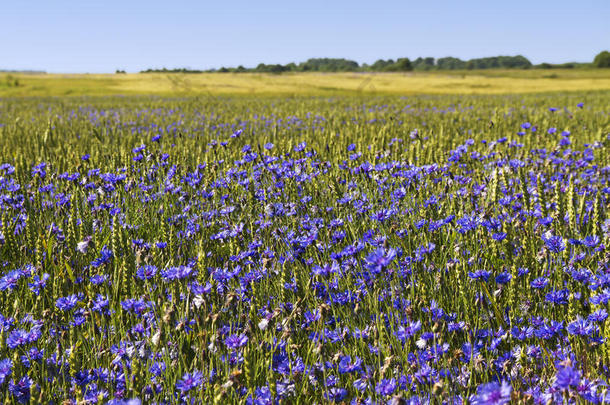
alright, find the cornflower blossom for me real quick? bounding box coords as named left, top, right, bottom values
left=471, top=380, right=512, bottom=405
left=175, top=371, right=204, bottom=393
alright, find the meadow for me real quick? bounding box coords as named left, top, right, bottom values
left=0, top=87, right=609, bottom=404
left=2, top=69, right=610, bottom=97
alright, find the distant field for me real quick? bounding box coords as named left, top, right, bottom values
left=2, top=69, right=610, bottom=96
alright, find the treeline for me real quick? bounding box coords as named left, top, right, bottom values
left=412, top=55, right=532, bottom=70
left=140, top=56, right=533, bottom=74
left=140, top=67, right=205, bottom=74
left=138, top=52, right=610, bottom=74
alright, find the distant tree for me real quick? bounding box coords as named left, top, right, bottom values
left=385, top=58, right=413, bottom=72
left=254, top=63, right=289, bottom=73
left=436, top=57, right=466, bottom=70
left=136, top=53, right=544, bottom=74
left=593, top=51, right=610, bottom=68
left=462, top=55, right=531, bottom=70
left=413, top=57, right=435, bottom=71
left=298, top=58, right=359, bottom=72
left=115, top=69, right=126, bottom=74
left=268, top=64, right=287, bottom=74
left=500, top=55, right=532, bottom=68
left=370, top=59, right=394, bottom=71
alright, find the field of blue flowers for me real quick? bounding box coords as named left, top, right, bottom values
left=0, top=93, right=609, bottom=404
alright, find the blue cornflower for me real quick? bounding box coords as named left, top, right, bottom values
left=81, top=154, right=90, bottom=161
left=32, top=162, right=47, bottom=178
left=302, top=310, right=321, bottom=328
left=545, top=289, right=569, bottom=305
left=468, top=270, right=491, bottom=282
left=294, top=141, right=307, bottom=152
left=554, top=365, right=581, bottom=391
left=311, top=261, right=340, bottom=277
left=582, top=235, right=600, bottom=249
left=350, top=377, right=368, bottom=392
left=91, top=246, right=113, bottom=267
left=224, top=334, right=248, bottom=349
left=577, top=102, right=584, bottom=108
left=56, top=294, right=80, bottom=311
left=132, top=144, right=146, bottom=154
left=264, top=143, right=274, bottom=150
left=530, top=277, right=549, bottom=289
left=121, top=299, right=152, bottom=316
left=364, top=247, right=397, bottom=274
left=370, top=209, right=394, bottom=222
left=472, top=380, right=512, bottom=405
left=548, top=127, right=557, bottom=134
left=567, top=316, right=596, bottom=336
left=588, top=308, right=608, bottom=323
left=161, top=266, right=196, bottom=281
left=495, top=272, right=512, bottom=285
left=338, top=356, right=362, bottom=374
left=0, top=358, right=12, bottom=385
left=492, top=232, right=507, bottom=241
left=8, top=375, right=32, bottom=404
left=91, top=294, right=110, bottom=314
left=538, top=217, right=553, bottom=226
left=90, top=274, right=109, bottom=285
left=395, top=320, right=422, bottom=343
left=150, top=361, right=166, bottom=377
left=375, top=378, right=396, bottom=396
left=20, top=347, right=43, bottom=368
left=107, top=400, right=141, bottom=405
left=176, top=371, right=204, bottom=393
left=135, top=265, right=157, bottom=281
left=0, top=270, right=23, bottom=291
left=324, top=387, right=348, bottom=403
left=542, top=233, right=565, bottom=253
left=6, top=330, right=29, bottom=349
left=248, top=386, right=272, bottom=404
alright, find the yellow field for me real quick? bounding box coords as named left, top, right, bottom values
left=2, top=69, right=610, bottom=97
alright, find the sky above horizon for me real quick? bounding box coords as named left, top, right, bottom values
left=2, top=0, right=609, bottom=73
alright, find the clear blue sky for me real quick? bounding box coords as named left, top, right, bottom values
left=2, top=0, right=608, bottom=73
